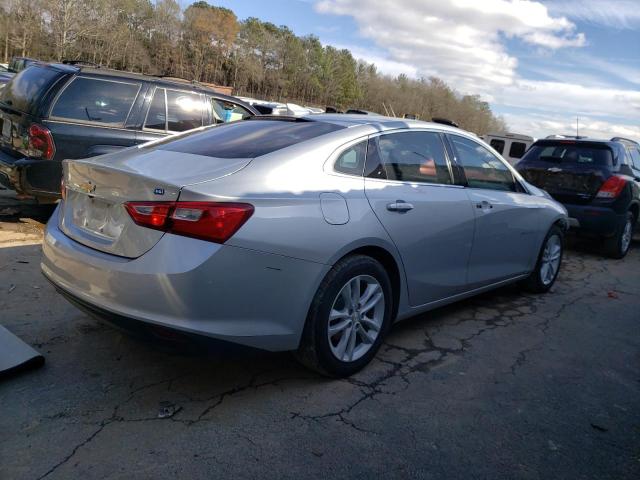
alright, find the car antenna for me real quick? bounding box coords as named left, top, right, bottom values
left=576, top=116, right=579, bottom=137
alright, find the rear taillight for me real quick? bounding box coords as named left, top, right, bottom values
left=124, top=201, right=254, bottom=243
left=28, top=124, right=55, bottom=160
left=596, top=175, right=628, bottom=199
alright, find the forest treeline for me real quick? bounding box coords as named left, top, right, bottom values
left=0, top=0, right=507, bottom=134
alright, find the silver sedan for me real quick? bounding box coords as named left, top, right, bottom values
left=42, top=115, right=568, bottom=376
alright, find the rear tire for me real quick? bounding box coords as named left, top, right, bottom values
left=604, top=211, right=634, bottom=259
left=521, top=224, right=564, bottom=293
left=294, top=255, right=393, bottom=377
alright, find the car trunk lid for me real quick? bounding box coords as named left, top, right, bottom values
left=59, top=147, right=252, bottom=258
left=517, top=141, right=613, bottom=205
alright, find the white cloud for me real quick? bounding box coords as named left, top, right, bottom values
left=315, top=0, right=640, bottom=141
left=545, top=0, right=640, bottom=29
left=316, top=0, right=585, bottom=90
left=495, top=80, right=640, bottom=121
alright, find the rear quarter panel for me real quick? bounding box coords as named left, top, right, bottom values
left=179, top=126, right=400, bottom=266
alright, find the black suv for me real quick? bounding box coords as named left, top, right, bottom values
left=0, top=63, right=257, bottom=201
left=517, top=136, right=640, bottom=258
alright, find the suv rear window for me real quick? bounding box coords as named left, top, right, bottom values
left=50, top=77, right=140, bottom=127
left=522, top=142, right=613, bottom=167
left=0, top=66, right=63, bottom=114
left=509, top=141, right=527, bottom=159
left=156, top=120, right=344, bottom=158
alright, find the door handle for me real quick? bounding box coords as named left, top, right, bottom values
left=476, top=201, right=493, bottom=210
left=387, top=200, right=414, bottom=212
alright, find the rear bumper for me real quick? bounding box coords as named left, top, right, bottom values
left=564, top=203, right=626, bottom=237
left=0, top=150, right=61, bottom=197
left=41, top=206, right=330, bottom=351
left=0, top=150, right=20, bottom=190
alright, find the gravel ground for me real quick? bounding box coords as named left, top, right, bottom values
left=0, top=190, right=638, bottom=480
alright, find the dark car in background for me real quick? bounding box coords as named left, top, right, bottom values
left=517, top=136, right=640, bottom=258
left=0, top=63, right=257, bottom=201
left=8, top=56, right=39, bottom=73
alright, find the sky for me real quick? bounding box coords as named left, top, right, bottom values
left=206, top=0, right=640, bottom=140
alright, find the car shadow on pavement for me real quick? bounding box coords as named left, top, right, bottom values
left=564, top=232, right=640, bottom=258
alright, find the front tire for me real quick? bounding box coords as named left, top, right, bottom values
left=521, top=224, right=564, bottom=293
left=604, top=211, right=634, bottom=259
left=295, top=255, right=393, bottom=377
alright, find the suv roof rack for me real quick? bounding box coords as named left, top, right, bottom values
left=610, top=136, right=639, bottom=145
left=431, top=117, right=459, bottom=128
left=545, top=134, right=588, bottom=139
left=62, top=59, right=100, bottom=68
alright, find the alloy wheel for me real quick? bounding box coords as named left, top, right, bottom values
left=327, top=275, right=385, bottom=362
left=540, top=234, right=562, bottom=286
left=621, top=218, right=633, bottom=254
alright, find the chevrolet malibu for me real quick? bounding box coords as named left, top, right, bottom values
left=42, top=115, right=568, bottom=377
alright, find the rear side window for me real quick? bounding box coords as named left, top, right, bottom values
left=334, top=141, right=367, bottom=176
left=156, top=120, right=344, bottom=158
left=365, top=131, right=452, bottom=185
left=450, top=134, right=516, bottom=192
left=211, top=98, right=252, bottom=124
left=522, top=143, right=613, bottom=167
left=489, top=139, right=505, bottom=154
left=166, top=90, right=204, bottom=132
left=144, top=88, right=166, bottom=130
left=0, top=66, right=62, bottom=114
left=51, top=77, right=140, bottom=126
left=509, top=141, right=527, bottom=159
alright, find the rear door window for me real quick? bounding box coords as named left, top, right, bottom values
left=50, top=77, right=140, bottom=126
left=365, top=131, right=452, bottom=185
left=509, top=141, right=527, bottom=159
left=489, top=139, right=505, bottom=154
left=449, top=134, right=516, bottom=192
left=166, top=90, right=204, bottom=132
left=211, top=98, right=252, bottom=124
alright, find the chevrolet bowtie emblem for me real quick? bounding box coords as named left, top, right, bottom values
left=77, top=181, right=96, bottom=194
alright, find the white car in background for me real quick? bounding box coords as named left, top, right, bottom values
left=482, top=133, right=534, bottom=165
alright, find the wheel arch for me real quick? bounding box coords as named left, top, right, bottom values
left=333, top=244, right=403, bottom=322
left=629, top=202, right=639, bottom=223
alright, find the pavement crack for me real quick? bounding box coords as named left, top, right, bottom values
left=35, top=422, right=110, bottom=480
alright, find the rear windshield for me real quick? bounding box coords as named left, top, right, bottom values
left=0, top=66, right=63, bottom=114
left=156, top=119, right=344, bottom=158
left=522, top=142, right=613, bottom=167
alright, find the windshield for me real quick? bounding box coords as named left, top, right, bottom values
left=522, top=142, right=613, bottom=167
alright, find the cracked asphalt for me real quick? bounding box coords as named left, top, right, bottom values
left=1, top=190, right=639, bottom=479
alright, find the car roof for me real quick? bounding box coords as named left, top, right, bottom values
left=38, top=63, right=253, bottom=106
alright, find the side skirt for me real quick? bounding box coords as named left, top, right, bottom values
left=394, top=273, right=530, bottom=322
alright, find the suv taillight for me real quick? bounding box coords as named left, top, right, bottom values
left=596, top=175, right=628, bottom=199
left=124, top=201, right=254, bottom=243
left=28, top=124, right=55, bottom=160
